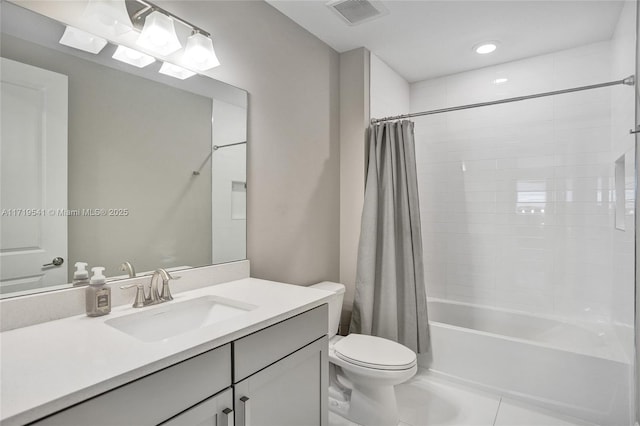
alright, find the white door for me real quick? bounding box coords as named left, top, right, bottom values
left=0, top=57, right=68, bottom=294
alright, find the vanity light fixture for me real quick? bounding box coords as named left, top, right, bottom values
left=112, top=45, right=156, bottom=68
left=59, top=26, right=108, bottom=54
left=159, top=62, right=196, bottom=79
left=183, top=32, right=220, bottom=70
left=83, top=0, right=133, bottom=36
left=62, top=0, right=221, bottom=75
left=131, top=1, right=221, bottom=68
left=136, top=10, right=182, bottom=56
left=474, top=42, right=498, bottom=55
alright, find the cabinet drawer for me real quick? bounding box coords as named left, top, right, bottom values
left=233, top=304, right=328, bottom=382
left=31, top=344, right=231, bottom=426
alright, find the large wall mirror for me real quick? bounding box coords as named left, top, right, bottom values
left=0, top=1, right=247, bottom=298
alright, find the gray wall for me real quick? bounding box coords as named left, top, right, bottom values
left=339, top=48, right=370, bottom=329
left=2, top=35, right=213, bottom=278
left=164, top=1, right=341, bottom=285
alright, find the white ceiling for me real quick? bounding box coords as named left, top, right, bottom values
left=266, top=0, right=626, bottom=83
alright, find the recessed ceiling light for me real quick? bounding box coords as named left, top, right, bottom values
left=493, top=77, right=508, bottom=85
left=474, top=42, right=498, bottom=55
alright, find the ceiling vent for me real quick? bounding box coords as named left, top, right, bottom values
left=326, top=0, right=389, bottom=26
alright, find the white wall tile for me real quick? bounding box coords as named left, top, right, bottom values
left=609, top=0, right=637, bottom=332
left=409, top=37, right=634, bottom=325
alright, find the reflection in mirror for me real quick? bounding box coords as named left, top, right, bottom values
left=0, top=1, right=247, bottom=297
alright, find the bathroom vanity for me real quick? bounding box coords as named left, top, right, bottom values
left=0, top=278, right=331, bottom=426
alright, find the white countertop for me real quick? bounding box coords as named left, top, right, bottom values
left=0, top=278, right=333, bottom=426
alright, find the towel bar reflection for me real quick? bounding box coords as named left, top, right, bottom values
left=193, top=141, right=246, bottom=175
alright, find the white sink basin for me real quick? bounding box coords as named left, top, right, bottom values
left=106, top=296, right=257, bottom=342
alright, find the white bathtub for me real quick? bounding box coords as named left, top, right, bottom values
left=422, top=298, right=633, bottom=426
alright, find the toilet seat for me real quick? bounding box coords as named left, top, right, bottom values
left=333, top=334, right=417, bottom=371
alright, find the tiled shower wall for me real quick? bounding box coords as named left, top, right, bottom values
left=610, top=1, right=636, bottom=334
left=412, top=32, right=635, bottom=324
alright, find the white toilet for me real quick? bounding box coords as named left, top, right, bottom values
left=311, top=282, right=417, bottom=426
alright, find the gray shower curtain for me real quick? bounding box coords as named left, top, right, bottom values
left=349, top=120, right=429, bottom=354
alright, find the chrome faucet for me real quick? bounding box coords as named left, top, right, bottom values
left=120, top=268, right=180, bottom=308
left=120, top=261, right=136, bottom=278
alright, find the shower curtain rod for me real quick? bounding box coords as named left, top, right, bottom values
left=370, top=75, right=635, bottom=124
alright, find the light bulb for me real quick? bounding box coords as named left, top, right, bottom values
left=183, top=32, right=220, bottom=70
left=137, top=11, right=182, bottom=56
left=147, top=26, right=170, bottom=46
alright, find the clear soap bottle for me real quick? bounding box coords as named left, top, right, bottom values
left=86, top=267, right=111, bottom=317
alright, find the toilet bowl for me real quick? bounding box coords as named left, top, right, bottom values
left=311, top=282, right=417, bottom=426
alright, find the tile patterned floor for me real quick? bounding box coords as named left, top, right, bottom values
left=329, top=370, right=595, bottom=426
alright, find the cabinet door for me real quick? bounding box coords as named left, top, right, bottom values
left=161, top=388, right=233, bottom=426
left=234, top=336, right=328, bottom=426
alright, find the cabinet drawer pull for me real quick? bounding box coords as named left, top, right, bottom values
left=240, top=396, right=250, bottom=426
left=222, top=407, right=234, bottom=426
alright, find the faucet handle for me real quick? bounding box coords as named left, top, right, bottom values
left=159, top=273, right=180, bottom=302
left=120, top=283, right=145, bottom=308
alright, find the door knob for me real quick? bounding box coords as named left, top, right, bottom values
left=42, top=257, right=64, bottom=267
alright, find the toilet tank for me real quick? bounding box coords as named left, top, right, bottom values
left=310, top=281, right=345, bottom=338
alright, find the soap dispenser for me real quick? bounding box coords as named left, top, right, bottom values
left=86, top=267, right=111, bottom=317
left=73, top=262, right=90, bottom=286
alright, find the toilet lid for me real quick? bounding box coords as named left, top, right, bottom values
left=333, top=334, right=417, bottom=371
